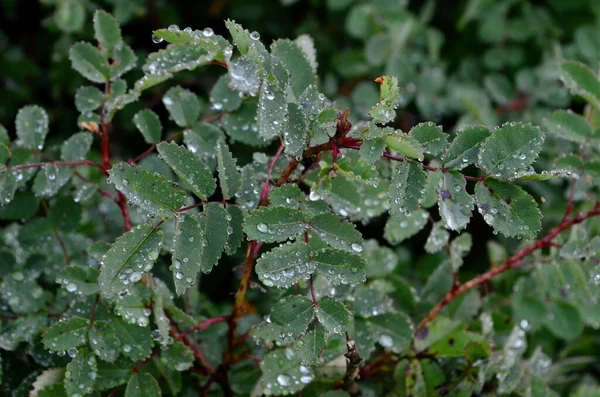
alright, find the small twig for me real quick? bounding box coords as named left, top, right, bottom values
left=343, top=333, right=363, bottom=396
left=88, top=294, right=100, bottom=329
left=52, top=228, right=70, bottom=266
left=182, top=316, right=228, bottom=336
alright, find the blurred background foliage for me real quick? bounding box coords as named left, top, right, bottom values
left=2, top=0, right=600, bottom=394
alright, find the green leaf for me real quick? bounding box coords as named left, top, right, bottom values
left=308, top=214, right=363, bottom=252
left=315, top=296, right=351, bottom=334
left=385, top=133, right=424, bottom=161
left=359, top=138, right=386, bottom=164
left=545, top=300, right=584, bottom=341
left=424, top=222, right=450, bottom=253
left=162, top=86, right=202, bottom=128
left=172, top=206, right=229, bottom=294
left=270, top=295, right=314, bottom=339
left=111, top=319, right=153, bottom=360
left=74, top=86, right=104, bottom=112
left=256, top=242, right=314, bottom=288
left=478, top=123, right=544, bottom=178
left=311, top=248, right=366, bottom=285
left=443, top=125, right=490, bottom=170
left=368, top=312, right=413, bottom=353
left=209, top=74, right=243, bottom=112
left=133, top=73, right=172, bottom=94
left=108, top=162, right=187, bottom=217
left=475, top=179, right=541, bottom=239
left=125, top=373, right=161, bottom=397
left=409, top=122, right=448, bottom=155
left=437, top=171, right=474, bottom=231
left=143, top=42, right=219, bottom=75
left=134, top=109, right=162, bottom=144
left=228, top=55, right=262, bottom=96
left=160, top=342, right=194, bottom=371
left=157, top=142, right=216, bottom=200
left=54, top=0, right=85, bottom=33
left=370, top=76, right=400, bottom=124
left=98, top=224, right=164, bottom=298
left=0, top=315, right=46, bottom=351
left=95, top=357, right=131, bottom=390
left=560, top=60, right=600, bottom=109
left=61, top=132, right=93, bottom=162
left=216, top=137, right=242, bottom=199
left=224, top=204, right=244, bottom=255
left=15, top=105, right=49, bottom=150
left=89, top=321, right=120, bottom=363
left=69, top=42, right=111, bottom=83
left=449, top=233, right=472, bottom=271
left=257, top=75, right=288, bottom=140
left=57, top=266, right=99, bottom=296
left=114, top=284, right=152, bottom=325
left=64, top=349, right=96, bottom=396
left=43, top=317, right=88, bottom=352
left=260, top=349, right=314, bottom=395
left=32, top=164, right=70, bottom=198
left=389, top=160, right=427, bottom=216
left=1, top=272, right=46, bottom=313
left=93, top=10, right=122, bottom=57
left=271, top=39, right=317, bottom=96
left=244, top=206, right=305, bottom=243
left=543, top=110, right=595, bottom=144
left=295, top=328, right=326, bottom=366
left=0, top=170, right=18, bottom=206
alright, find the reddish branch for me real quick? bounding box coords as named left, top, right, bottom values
left=182, top=316, right=228, bottom=336
left=416, top=201, right=600, bottom=330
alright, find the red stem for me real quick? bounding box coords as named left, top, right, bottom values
left=182, top=316, right=228, bottom=336
left=416, top=201, right=600, bottom=330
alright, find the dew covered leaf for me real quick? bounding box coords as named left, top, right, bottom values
left=0, top=171, right=18, bottom=206
left=228, top=55, right=262, bottom=97
left=315, top=296, right=351, bottom=334
left=385, top=133, right=424, bottom=161
left=256, top=242, right=313, bottom=288
left=311, top=248, right=366, bottom=285
left=257, top=74, right=288, bottom=141
left=210, top=74, right=243, bottom=112
left=295, top=328, right=326, bottom=367
left=143, top=42, right=219, bottom=75
left=111, top=319, right=153, bottom=361
left=172, top=205, right=229, bottom=295
left=0, top=315, right=46, bottom=351
left=224, top=204, right=244, bottom=255
left=368, top=312, right=413, bottom=354
left=443, top=125, right=489, bottom=170
left=125, top=373, right=161, bottom=397
left=93, top=10, right=122, bottom=57
left=134, top=109, right=162, bottom=144
left=57, top=266, right=99, bottom=296
left=157, top=142, right=215, bottom=200
left=424, top=222, right=450, bottom=253
left=560, top=60, right=600, bottom=109
left=370, top=76, right=400, bottom=124
left=543, top=110, right=595, bottom=144
left=42, top=317, right=88, bottom=352
left=69, top=42, right=111, bottom=83
left=359, top=138, right=386, bottom=164
left=478, top=123, right=544, bottom=179
left=308, top=214, right=363, bottom=252
left=15, top=105, right=49, bottom=150
left=284, top=103, right=308, bottom=158
left=408, top=122, right=447, bottom=155
left=545, top=299, right=584, bottom=341
left=216, top=137, right=242, bottom=199
left=74, top=86, right=104, bottom=112
left=162, top=86, right=202, bottom=128
left=449, top=233, right=473, bottom=271
left=389, top=160, right=427, bottom=216
left=64, top=348, right=96, bottom=396
left=437, top=171, right=474, bottom=231
left=271, top=39, right=316, bottom=96
left=475, top=179, right=541, bottom=239
left=89, top=321, right=120, bottom=363
left=108, top=162, right=186, bottom=217
left=259, top=349, right=314, bottom=396
left=270, top=295, right=314, bottom=339
left=98, top=224, right=163, bottom=298
left=32, top=164, right=71, bottom=198
left=160, top=342, right=194, bottom=371
left=61, top=131, right=93, bottom=162
left=244, top=206, right=305, bottom=243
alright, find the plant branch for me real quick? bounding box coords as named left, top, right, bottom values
left=416, top=201, right=600, bottom=330
left=182, top=316, right=228, bottom=336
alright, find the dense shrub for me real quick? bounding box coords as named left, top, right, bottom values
left=1, top=1, right=600, bottom=396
